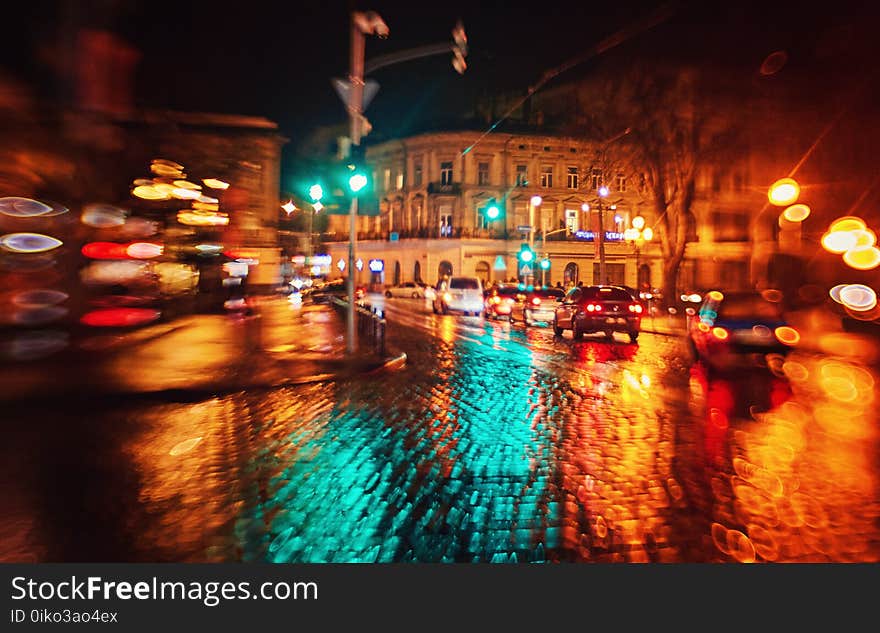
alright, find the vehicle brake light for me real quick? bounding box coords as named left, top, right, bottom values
left=586, top=303, right=602, bottom=312
left=531, top=297, right=541, bottom=306
left=711, top=327, right=729, bottom=340
left=629, top=303, right=643, bottom=313
left=492, top=296, right=500, bottom=304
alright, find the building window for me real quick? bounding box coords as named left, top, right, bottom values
left=616, top=173, right=626, bottom=192
left=476, top=207, right=489, bottom=230
left=413, top=161, right=423, bottom=187
left=540, top=166, right=553, bottom=188
left=383, top=168, right=391, bottom=191
left=478, top=162, right=490, bottom=186
left=565, top=208, right=578, bottom=233
left=591, top=168, right=602, bottom=191
left=440, top=161, right=453, bottom=185
left=515, top=164, right=528, bottom=187
left=439, top=207, right=453, bottom=237
left=396, top=171, right=404, bottom=190
left=712, top=211, right=749, bottom=242
left=567, top=167, right=578, bottom=190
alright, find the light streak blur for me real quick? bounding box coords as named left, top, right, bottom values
left=11, top=289, right=68, bottom=308
left=821, top=231, right=857, bottom=254
left=132, top=185, right=172, bottom=201
left=828, top=216, right=867, bottom=233
left=80, top=308, right=161, bottom=327
left=0, top=197, right=52, bottom=217
left=0, top=232, right=63, bottom=253
left=202, top=178, right=230, bottom=190
left=81, top=204, right=127, bottom=227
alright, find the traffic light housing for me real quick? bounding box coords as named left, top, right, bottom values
left=451, top=21, right=467, bottom=74
left=518, top=243, right=535, bottom=263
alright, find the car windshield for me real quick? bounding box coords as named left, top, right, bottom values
left=450, top=278, right=479, bottom=290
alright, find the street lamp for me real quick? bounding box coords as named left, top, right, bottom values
left=596, top=186, right=610, bottom=283
left=625, top=215, right=653, bottom=292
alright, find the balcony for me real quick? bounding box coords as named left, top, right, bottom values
left=427, top=181, right=461, bottom=195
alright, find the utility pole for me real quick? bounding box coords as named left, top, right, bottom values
left=346, top=13, right=366, bottom=355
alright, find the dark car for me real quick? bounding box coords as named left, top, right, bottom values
left=688, top=290, right=794, bottom=372
left=553, top=285, right=643, bottom=342
left=484, top=284, right=521, bottom=320
left=310, top=279, right=365, bottom=304
left=511, top=287, right=564, bottom=326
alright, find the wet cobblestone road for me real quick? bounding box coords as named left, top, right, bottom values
left=2, top=299, right=878, bottom=563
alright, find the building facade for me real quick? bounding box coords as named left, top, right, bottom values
left=321, top=130, right=759, bottom=296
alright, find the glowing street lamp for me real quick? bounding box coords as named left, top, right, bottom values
left=768, top=178, right=799, bottom=206
left=626, top=216, right=653, bottom=290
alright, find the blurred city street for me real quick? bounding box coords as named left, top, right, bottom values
left=1, top=294, right=877, bottom=563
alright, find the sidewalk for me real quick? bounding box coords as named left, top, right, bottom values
left=0, top=297, right=406, bottom=403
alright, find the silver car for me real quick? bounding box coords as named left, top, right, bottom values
left=384, top=281, right=427, bottom=299
left=432, top=276, right=485, bottom=316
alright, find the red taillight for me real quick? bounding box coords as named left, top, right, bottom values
left=531, top=297, right=541, bottom=306
left=629, top=303, right=643, bottom=313
left=586, top=303, right=603, bottom=312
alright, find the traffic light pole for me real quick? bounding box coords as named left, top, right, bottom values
left=347, top=16, right=366, bottom=356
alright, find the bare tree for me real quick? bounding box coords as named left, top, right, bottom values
left=559, top=61, right=742, bottom=305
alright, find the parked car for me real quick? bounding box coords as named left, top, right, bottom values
left=688, top=290, right=792, bottom=372
left=511, top=287, right=564, bottom=326
left=553, top=285, right=643, bottom=343
left=484, top=284, right=521, bottom=320
left=432, top=276, right=485, bottom=316
left=385, top=281, right=427, bottom=299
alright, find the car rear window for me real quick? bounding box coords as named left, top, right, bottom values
left=582, top=287, right=632, bottom=301
left=494, top=286, right=519, bottom=295
left=450, top=277, right=480, bottom=290
left=713, top=295, right=782, bottom=320
left=535, top=289, right=564, bottom=299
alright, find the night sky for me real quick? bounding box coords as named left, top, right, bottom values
left=2, top=0, right=878, bottom=159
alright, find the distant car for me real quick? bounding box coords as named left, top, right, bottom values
left=484, top=284, right=521, bottom=320
left=553, top=285, right=643, bottom=343
left=511, top=287, right=564, bottom=326
left=688, top=290, right=792, bottom=372
left=385, top=281, right=427, bottom=299
left=432, top=276, right=485, bottom=316
left=311, top=280, right=365, bottom=304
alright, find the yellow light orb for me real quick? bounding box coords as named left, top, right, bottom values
left=849, top=228, right=877, bottom=249
left=822, top=231, right=857, bottom=254
left=132, top=185, right=171, bottom=201
left=632, top=216, right=645, bottom=230
left=642, top=227, right=653, bottom=241
left=782, top=203, right=810, bottom=222
left=829, top=216, right=867, bottom=233
left=842, top=246, right=880, bottom=270
left=768, top=178, right=799, bottom=206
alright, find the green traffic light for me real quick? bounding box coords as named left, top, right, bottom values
left=309, top=184, right=324, bottom=201
left=540, top=258, right=550, bottom=270
left=486, top=205, right=500, bottom=220
left=520, top=249, right=534, bottom=263
left=349, top=173, right=368, bottom=193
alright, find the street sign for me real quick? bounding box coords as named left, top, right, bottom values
left=493, top=255, right=507, bottom=271
left=517, top=225, right=532, bottom=232
left=519, top=264, right=532, bottom=276
left=332, top=78, right=380, bottom=111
